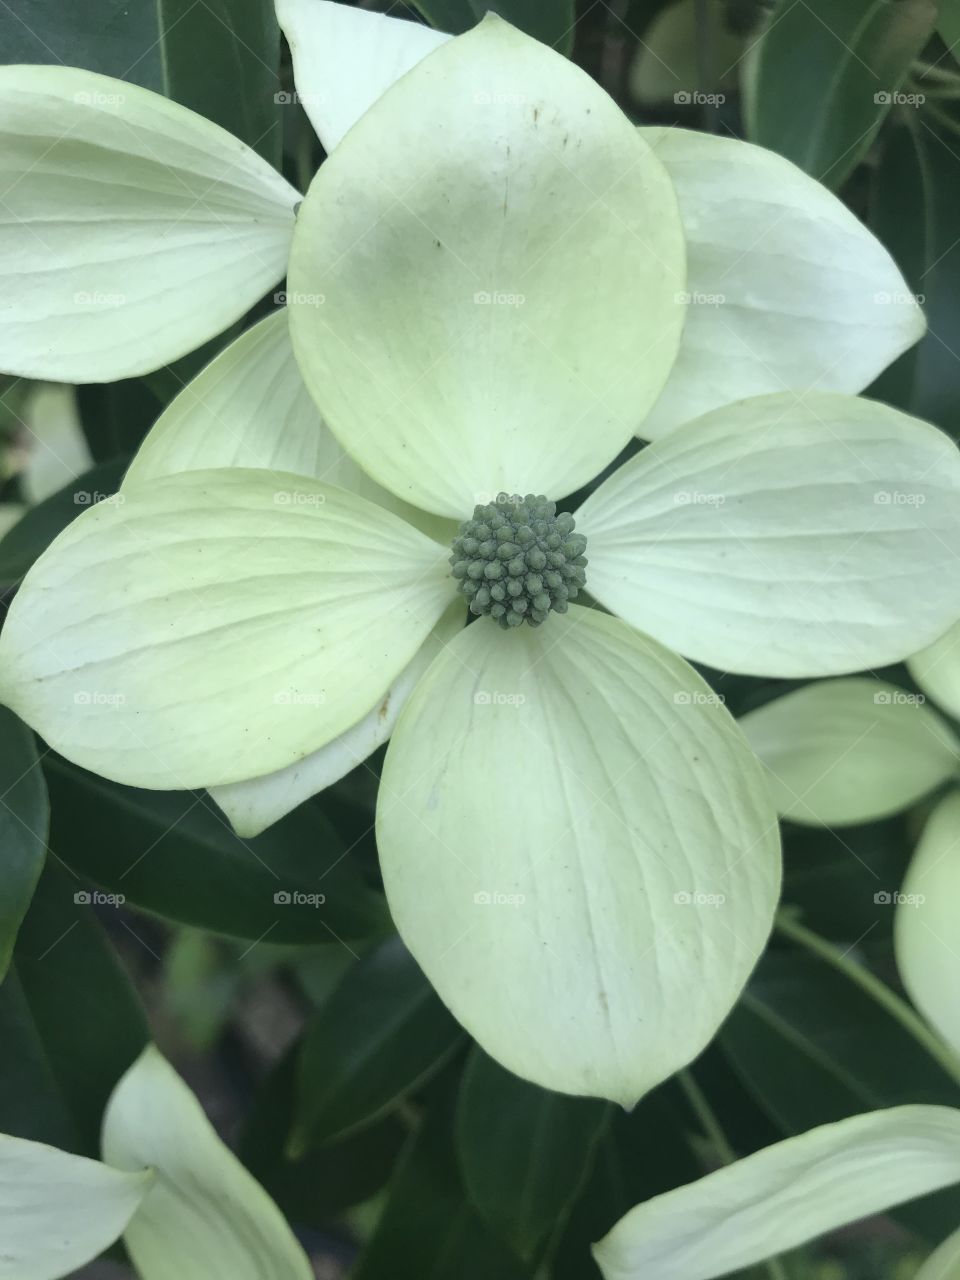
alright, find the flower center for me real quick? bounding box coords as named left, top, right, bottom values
left=449, top=493, right=588, bottom=628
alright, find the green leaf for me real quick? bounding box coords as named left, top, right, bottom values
left=454, top=1048, right=609, bottom=1261
left=408, top=0, right=575, bottom=54
left=0, top=708, right=47, bottom=980
left=0, top=458, right=128, bottom=583
left=292, top=936, right=463, bottom=1152
left=743, top=0, right=937, bottom=188
left=0, top=0, right=165, bottom=84
left=870, top=112, right=960, bottom=437
left=239, top=1043, right=407, bottom=1224
left=553, top=1082, right=706, bottom=1280
left=0, top=860, right=148, bottom=1157
left=0, top=0, right=281, bottom=164
left=721, top=946, right=960, bottom=1240
left=44, top=757, right=390, bottom=945
left=155, top=0, right=282, bottom=165
left=353, top=1081, right=532, bottom=1280
left=939, top=0, right=960, bottom=56
left=780, top=813, right=915, bottom=942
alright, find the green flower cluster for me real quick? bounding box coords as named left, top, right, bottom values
left=450, top=492, right=588, bottom=627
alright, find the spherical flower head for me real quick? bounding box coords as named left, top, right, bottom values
left=449, top=492, right=588, bottom=628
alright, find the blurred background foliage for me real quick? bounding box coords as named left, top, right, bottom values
left=2, top=0, right=960, bottom=1276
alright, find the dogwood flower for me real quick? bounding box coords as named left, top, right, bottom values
left=0, top=1045, right=312, bottom=1279
left=3, top=10, right=960, bottom=1105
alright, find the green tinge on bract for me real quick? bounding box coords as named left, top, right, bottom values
left=211, top=600, right=465, bottom=837
left=377, top=604, right=780, bottom=1106
left=896, top=792, right=960, bottom=1059
left=910, top=619, right=960, bottom=722
left=103, top=1046, right=313, bottom=1280
left=0, top=468, right=456, bottom=790
left=0, top=1135, right=150, bottom=1280
left=0, top=65, right=298, bottom=383
left=277, top=0, right=449, bottom=152
left=288, top=14, right=686, bottom=518
left=740, top=678, right=960, bottom=826
left=578, top=391, right=960, bottom=678
left=638, top=128, right=925, bottom=438
left=594, top=1106, right=960, bottom=1280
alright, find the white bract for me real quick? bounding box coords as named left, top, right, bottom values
left=744, top=656, right=960, bottom=1063
left=0, top=1046, right=311, bottom=1280
left=594, top=1105, right=960, bottom=1280
left=740, top=677, right=960, bottom=825
left=0, top=4, right=958, bottom=1103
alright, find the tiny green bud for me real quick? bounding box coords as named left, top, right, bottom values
left=449, top=493, right=588, bottom=629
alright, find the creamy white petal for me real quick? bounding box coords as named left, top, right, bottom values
left=277, top=0, right=449, bottom=152
left=211, top=600, right=464, bottom=836
left=0, top=65, right=298, bottom=382
left=579, top=392, right=960, bottom=677
left=378, top=604, right=780, bottom=1105
left=19, top=384, right=92, bottom=504
left=909, top=619, right=960, bottom=721
left=0, top=469, right=454, bottom=789
left=896, top=792, right=960, bottom=1058
left=102, top=1046, right=312, bottom=1280
left=0, top=1135, right=149, bottom=1280
left=740, top=678, right=959, bottom=825
left=123, top=309, right=444, bottom=537
left=637, top=129, right=925, bottom=438
left=288, top=15, right=685, bottom=517
left=594, top=1106, right=960, bottom=1280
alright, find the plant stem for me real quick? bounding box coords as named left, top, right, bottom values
left=677, top=1070, right=791, bottom=1280
left=775, top=911, right=960, bottom=1090
left=678, top=1068, right=737, bottom=1164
